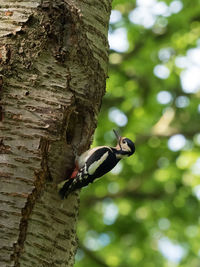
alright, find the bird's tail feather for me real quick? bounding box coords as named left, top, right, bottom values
left=58, top=166, right=89, bottom=199
left=58, top=179, right=74, bottom=199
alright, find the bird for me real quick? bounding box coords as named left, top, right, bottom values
left=58, top=130, right=135, bottom=199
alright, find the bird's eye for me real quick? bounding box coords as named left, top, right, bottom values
left=122, top=140, right=126, bottom=144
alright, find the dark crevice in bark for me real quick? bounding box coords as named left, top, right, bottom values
left=66, top=111, right=79, bottom=145
left=11, top=138, right=50, bottom=267
left=0, top=76, right=3, bottom=121
left=0, top=106, right=3, bottom=122
left=64, top=106, right=95, bottom=180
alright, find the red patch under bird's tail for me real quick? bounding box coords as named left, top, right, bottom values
left=70, top=169, right=78, bottom=179
left=70, top=162, right=79, bottom=179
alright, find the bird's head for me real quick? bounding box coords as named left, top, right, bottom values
left=113, top=129, right=135, bottom=157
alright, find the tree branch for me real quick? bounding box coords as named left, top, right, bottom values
left=79, top=243, right=110, bottom=267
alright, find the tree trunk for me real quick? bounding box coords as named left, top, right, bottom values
left=0, top=1, right=111, bottom=266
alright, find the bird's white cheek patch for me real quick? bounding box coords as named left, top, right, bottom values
left=88, top=152, right=109, bottom=175
left=121, top=144, right=131, bottom=152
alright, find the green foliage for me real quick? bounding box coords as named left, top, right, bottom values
left=75, top=0, right=200, bottom=266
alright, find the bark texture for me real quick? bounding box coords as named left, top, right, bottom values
left=0, top=0, right=111, bottom=266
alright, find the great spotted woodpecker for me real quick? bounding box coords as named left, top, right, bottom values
left=58, top=130, right=135, bottom=199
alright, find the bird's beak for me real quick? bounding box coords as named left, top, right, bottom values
left=113, top=129, right=122, bottom=148
left=113, top=129, right=120, bottom=141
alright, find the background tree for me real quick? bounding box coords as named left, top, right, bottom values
left=75, top=0, right=200, bottom=267
left=0, top=0, right=111, bottom=266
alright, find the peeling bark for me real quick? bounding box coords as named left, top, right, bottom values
left=0, top=0, right=111, bottom=266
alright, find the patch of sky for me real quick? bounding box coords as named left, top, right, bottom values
left=158, top=48, right=173, bottom=62
left=110, top=10, right=122, bottom=24
left=108, top=28, right=129, bottom=52
left=108, top=107, right=128, bottom=127
left=175, top=48, right=200, bottom=93
left=168, top=134, right=186, bottom=151
left=157, top=91, right=172, bottom=104
left=154, top=65, right=170, bottom=79
left=191, top=158, right=200, bottom=175
left=175, top=96, right=190, bottom=108
left=75, top=249, right=85, bottom=262
left=84, top=230, right=111, bottom=251
left=102, top=199, right=119, bottom=225
left=129, top=0, right=183, bottom=29
left=193, top=185, right=200, bottom=200
left=158, top=237, right=187, bottom=263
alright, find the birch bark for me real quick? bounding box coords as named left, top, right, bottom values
left=0, top=0, right=111, bottom=266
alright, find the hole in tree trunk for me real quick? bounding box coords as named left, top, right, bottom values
left=66, top=111, right=84, bottom=146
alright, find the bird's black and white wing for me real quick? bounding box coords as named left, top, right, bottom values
left=58, top=147, right=119, bottom=198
